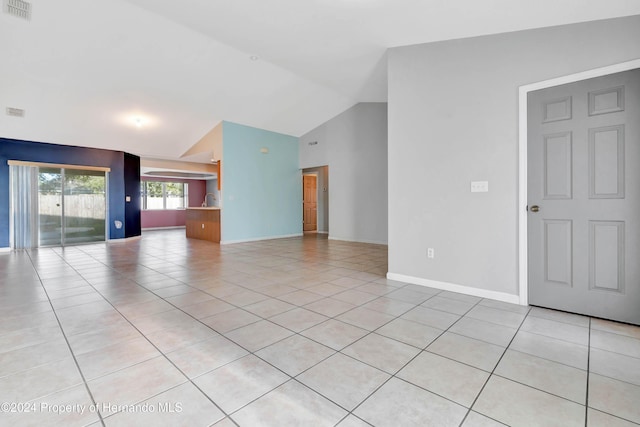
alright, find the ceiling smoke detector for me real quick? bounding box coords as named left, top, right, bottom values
left=6, top=107, right=25, bottom=117
left=3, top=0, right=31, bottom=20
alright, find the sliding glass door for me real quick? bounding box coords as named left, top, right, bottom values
left=38, top=167, right=63, bottom=246
left=11, top=163, right=108, bottom=248
left=63, top=169, right=106, bottom=245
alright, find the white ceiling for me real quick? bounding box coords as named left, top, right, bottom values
left=2, top=0, right=639, bottom=161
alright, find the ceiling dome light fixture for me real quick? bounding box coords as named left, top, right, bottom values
left=117, top=112, right=156, bottom=129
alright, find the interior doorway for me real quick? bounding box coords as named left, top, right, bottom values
left=301, top=166, right=329, bottom=235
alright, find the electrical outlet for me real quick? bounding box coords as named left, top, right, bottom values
left=427, top=248, right=435, bottom=259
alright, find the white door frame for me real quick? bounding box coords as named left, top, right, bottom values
left=518, top=58, right=640, bottom=306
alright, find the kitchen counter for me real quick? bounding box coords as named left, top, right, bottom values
left=186, top=207, right=220, bottom=242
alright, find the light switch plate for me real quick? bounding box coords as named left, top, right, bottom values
left=471, top=181, right=489, bottom=193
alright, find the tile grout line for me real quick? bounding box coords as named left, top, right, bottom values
left=54, top=253, right=524, bottom=427
left=25, top=249, right=106, bottom=427
left=123, top=246, right=415, bottom=421
left=470, top=338, right=640, bottom=424
left=81, top=257, right=294, bottom=426
left=268, top=291, right=447, bottom=426
left=18, top=234, right=633, bottom=426
left=584, top=338, right=640, bottom=364
left=459, top=311, right=618, bottom=422
left=585, top=317, right=591, bottom=427
left=216, top=284, right=429, bottom=420
left=457, top=305, right=532, bottom=427
left=67, top=246, right=311, bottom=415
left=49, top=248, right=235, bottom=425
left=22, top=242, right=511, bottom=426
left=191, top=243, right=391, bottom=421
left=501, top=346, right=587, bottom=374
left=527, top=308, right=591, bottom=328
left=69, top=241, right=395, bottom=423
left=277, top=292, right=448, bottom=422
left=341, top=293, right=489, bottom=425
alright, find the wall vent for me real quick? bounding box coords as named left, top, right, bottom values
left=3, top=0, right=31, bottom=20
left=6, top=107, right=25, bottom=117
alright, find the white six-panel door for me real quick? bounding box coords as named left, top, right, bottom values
left=528, top=69, right=639, bottom=325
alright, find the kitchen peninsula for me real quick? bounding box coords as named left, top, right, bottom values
left=186, top=207, right=220, bottom=243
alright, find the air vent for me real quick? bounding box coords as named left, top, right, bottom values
left=6, top=107, right=25, bottom=117
left=3, top=0, right=31, bottom=20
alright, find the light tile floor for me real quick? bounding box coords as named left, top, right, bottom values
left=0, top=230, right=639, bottom=426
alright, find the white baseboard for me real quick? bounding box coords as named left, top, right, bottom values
left=107, top=235, right=142, bottom=244
left=386, top=272, right=521, bottom=305
left=142, top=226, right=186, bottom=231
left=316, top=231, right=329, bottom=234
left=0, top=247, right=11, bottom=253
left=221, top=233, right=303, bottom=245
left=328, top=235, right=388, bottom=246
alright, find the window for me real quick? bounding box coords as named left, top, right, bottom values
left=141, top=181, right=189, bottom=210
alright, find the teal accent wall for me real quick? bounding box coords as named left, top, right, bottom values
left=221, top=121, right=301, bottom=242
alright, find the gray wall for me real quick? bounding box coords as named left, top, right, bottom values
left=300, top=103, right=388, bottom=244
left=388, top=16, right=640, bottom=297
left=302, top=166, right=329, bottom=233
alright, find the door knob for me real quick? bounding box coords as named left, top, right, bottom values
left=529, top=205, right=540, bottom=212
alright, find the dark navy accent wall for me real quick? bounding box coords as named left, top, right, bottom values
left=123, top=153, right=141, bottom=238
left=0, top=137, right=140, bottom=247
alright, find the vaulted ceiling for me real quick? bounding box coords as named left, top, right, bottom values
left=2, top=0, right=639, bottom=161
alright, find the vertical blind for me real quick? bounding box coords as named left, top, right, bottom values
left=9, top=165, right=38, bottom=249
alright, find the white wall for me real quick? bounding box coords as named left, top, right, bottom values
left=388, top=15, right=640, bottom=300
left=205, top=179, right=220, bottom=207
left=300, top=103, right=388, bottom=244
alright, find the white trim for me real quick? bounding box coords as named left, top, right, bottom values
left=142, top=226, right=186, bottom=231
left=0, top=247, right=11, bottom=253
left=107, top=235, right=142, bottom=243
left=221, top=233, right=303, bottom=245
left=517, top=58, right=640, bottom=306
left=387, top=272, right=520, bottom=305
left=328, top=236, right=388, bottom=246
left=316, top=231, right=329, bottom=234
left=7, top=160, right=111, bottom=172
